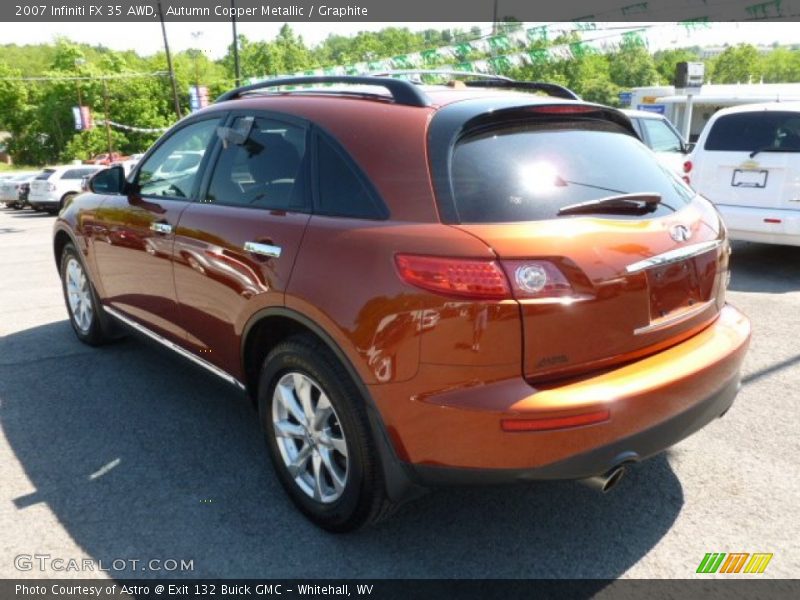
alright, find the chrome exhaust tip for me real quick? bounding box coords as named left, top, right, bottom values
left=579, top=465, right=626, bottom=493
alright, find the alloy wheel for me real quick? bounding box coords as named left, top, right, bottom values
left=65, top=257, right=93, bottom=333
left=271, top=371, right=349, bottom=504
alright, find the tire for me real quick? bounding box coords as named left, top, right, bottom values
left=258, top=334, right=396, bottom=532
left=59, top=243, right=115, bottom=346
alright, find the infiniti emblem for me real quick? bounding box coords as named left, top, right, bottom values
left=670, top=224, right=691, bottom=243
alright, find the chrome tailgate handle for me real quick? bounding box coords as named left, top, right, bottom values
left=244, top=241, right=282, bottom=258
left=149, top=222, right=173, bottom=234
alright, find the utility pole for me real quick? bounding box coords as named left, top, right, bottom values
left=231, top=0, right=241, bottom=87
left=157, top=0, right=182, bottom=119
left=102, top=77, right=114, bottom=157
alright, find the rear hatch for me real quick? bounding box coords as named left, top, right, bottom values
left=436, top=105, right=728, bottom=381
left=692, top=109, right=800, bottom=211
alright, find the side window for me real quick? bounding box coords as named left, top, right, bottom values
left=137, top=119, right=218, bottom=199
left=62, top=168, right=96, bottom=180
left=206, top=116, right=308, bottom=210
left=316, top=135, right=387, bottom=219
left=641, top=118, right=683, bottom=153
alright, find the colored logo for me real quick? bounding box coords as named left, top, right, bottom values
left=696, top=552, right=773, bottom=574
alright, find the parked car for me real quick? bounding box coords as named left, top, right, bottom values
left=685, top=102, right=800, bottom=247
left=87, top=152, right=128, bottom=165
left=0, top=171, right=38, bottom=209
left=54, top=74, right=750, bottom=532
left=29, top=165, right=104, bottom=213
left=623, top=109, right=690, bottom=176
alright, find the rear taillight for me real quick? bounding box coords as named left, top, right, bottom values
left=526, top=105, right=599, bottom=115
left=683, top=160, right=692, bottom=173
left=394, top=255, right=510, bottom=299
left=501, top=260, right=573, bottom=299
left=395, top=255, right=574, bottom=301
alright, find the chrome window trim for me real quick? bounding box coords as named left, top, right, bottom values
left=104, top=305, right=246, bottom=391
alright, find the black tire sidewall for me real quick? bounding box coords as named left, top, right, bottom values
left=258, top=340, right=374, bottom=531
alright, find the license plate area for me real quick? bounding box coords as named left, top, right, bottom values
left=732, top=169, right=768, bottom=188
left=646, top=259, right=704, bottom=321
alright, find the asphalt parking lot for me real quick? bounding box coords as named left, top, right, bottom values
left=0, top=206, right=797, bottom=580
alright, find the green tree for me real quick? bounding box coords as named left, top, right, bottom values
left=709, top=44, right=762, bottom=83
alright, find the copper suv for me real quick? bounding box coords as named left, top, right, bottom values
left=54, top=74, right=750, bottom=531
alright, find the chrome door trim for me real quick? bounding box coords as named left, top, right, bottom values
left=104, top=305, right=246, bottom=391
left=149, top=222, right=173, bottom=234
left=244, top=241, right=282, bottom=258
left=625, top=239, right=722, bottom=274
left=634, top=299, right=716, bottom=335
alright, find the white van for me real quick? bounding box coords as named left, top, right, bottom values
left=686, top=103, right=800, bottom=247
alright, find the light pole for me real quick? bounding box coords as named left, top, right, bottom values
left=231, top=0, right=241, bottom=86
left=157, top=0, right=182, bottom=119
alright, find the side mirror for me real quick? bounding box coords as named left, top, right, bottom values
left=89, top=165, right=126, bottom=195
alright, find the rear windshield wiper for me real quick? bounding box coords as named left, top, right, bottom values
left=749, top=146, right=790, bottom=158
left=557, top=193, right=662, bottom=217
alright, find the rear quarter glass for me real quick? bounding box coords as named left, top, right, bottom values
left=450, top=118, right=695, bottom=223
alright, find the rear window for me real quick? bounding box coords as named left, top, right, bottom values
left=36, top=169, right=55, bottom=180
left=450, top=119, right=694, bottom=223
left=705, top=111, right=800, bottom=152
left=62, top=168, right=97, bottom=179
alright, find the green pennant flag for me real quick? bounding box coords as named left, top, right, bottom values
left=489, top=55, right=512, bottom=73
left=421, top=49, right=440, bottom=66
left=391, top=55, right=415, bottom=69
left=487, top=35, right=511, bottom=53
left=526, top=26, right=548, bottom=43
left=528, top=49, right=549, bottom=65
left=454, top=43, right=472, bottom=60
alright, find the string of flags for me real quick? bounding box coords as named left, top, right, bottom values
left=249, top=21, right=708, bottom=85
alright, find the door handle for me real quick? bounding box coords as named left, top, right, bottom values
left=150, top=222, right=173, bottom=235
left=244, top=241, right=282, bottom=258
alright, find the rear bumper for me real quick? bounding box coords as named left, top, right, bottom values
left=371, top=304, right=750, bottom=479
left=413, top=375, right=739, bottom=485
left=717, top=203, right=800, bottom=247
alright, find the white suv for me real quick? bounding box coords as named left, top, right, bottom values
left=686, top=103, right=800, bottom=247
left=28, top=165, right=104, bottom=213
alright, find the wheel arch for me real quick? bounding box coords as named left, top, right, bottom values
left=240, top=306, right=422, bottom=502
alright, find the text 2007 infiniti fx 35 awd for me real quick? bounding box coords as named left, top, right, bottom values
left=53, top=75, right=750, bottom=531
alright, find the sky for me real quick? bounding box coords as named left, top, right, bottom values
left=0, top=22, right=798, bottom=60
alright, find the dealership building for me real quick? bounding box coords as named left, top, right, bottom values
left=625, top=83, right=800, bottom=141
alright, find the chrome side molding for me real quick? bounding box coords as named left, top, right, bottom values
left=104, top=305, right=246, bottom=391
left=626, top=239, right=722, bottom=274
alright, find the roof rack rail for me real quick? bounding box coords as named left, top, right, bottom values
left=215, top=75, right=430, bottom=107
left=369, top=69, right=580, bottom=101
